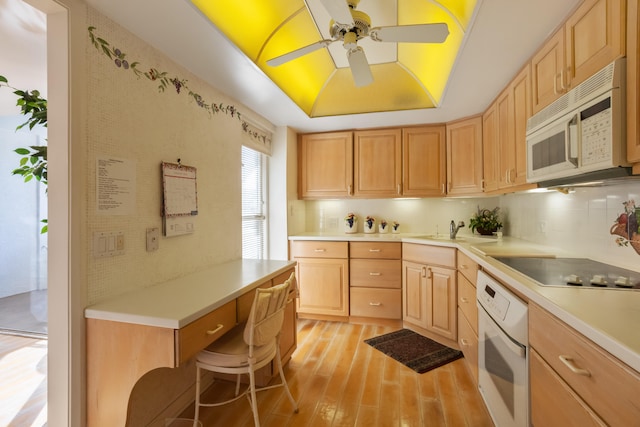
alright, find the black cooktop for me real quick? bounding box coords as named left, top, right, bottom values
left=494, top=257, right=640, bottom=289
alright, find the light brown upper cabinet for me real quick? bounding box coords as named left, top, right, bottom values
left=511, top=65, right=533, bottom=187
left=446, top=116, right=483, bottom=196
left=353, top=128, right=402, bottom=198
left=402, top=126, right=447, bottom=197
left=531, top=0, right=625, bottom=113
left=298, top=131, right=353, bottom=199
left=628, top=0, right=640, bottom=168
left=482, top=103, right=499, bottom=193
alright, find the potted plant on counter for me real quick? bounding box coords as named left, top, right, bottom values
left=470, top=206, right=503, bottom=236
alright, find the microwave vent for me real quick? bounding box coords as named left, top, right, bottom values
left=527, top=92, right=569, bottom=130
left=572, top=60, right=619, bottom=105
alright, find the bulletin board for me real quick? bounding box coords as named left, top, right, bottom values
left=161, top=161, right=198, bottom=237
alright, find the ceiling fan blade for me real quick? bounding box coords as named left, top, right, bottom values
left=347, top=47, right=373, bottom=87
left=266, top=39, right=334, bottom=66
left=320, top=0, right=354, bottom=25
left=370, top=23, right=449, bottom=43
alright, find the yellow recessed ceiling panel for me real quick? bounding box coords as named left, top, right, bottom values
left=191, top=0, right=478, bottom=118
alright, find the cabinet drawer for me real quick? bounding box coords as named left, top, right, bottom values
left=350, top=259, right=401, bottom=289
left=402, top=243, right=456, bottom=268
left=457, top=250, right=478, bottom=283
left=529, top=303, right=640, bottom=426
left=530, top=349, right=606, bottom=427
left=350, top=288, right=401, bottom=319
left=290, top=240, right=348, bottom=259
left=457, top=307, right=478, bottom=384
left=457, top=273, right=478, bottom=333
left=350, top=241, right=401, bottom=259
left=175, top=299, right=237, bottom=364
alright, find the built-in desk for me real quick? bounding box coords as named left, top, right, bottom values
left=85, top=259, right=296, bottom=427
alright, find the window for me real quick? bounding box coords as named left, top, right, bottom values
left=241, top=146, right=266, bottom=259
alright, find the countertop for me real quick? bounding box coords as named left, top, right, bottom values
left=84, top=259, right=296, bottom=329
left=289, top=232, right=640, bottom=372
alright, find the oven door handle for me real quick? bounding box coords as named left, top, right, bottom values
left=495, top=323, right=526, bottom=358
left=482, top=308, right=526, bottom=358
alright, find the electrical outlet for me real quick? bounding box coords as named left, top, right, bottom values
left=146, top=227, right=160, bottom=252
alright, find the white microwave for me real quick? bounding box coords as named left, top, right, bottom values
left=526, top=58, right=629, bottom=186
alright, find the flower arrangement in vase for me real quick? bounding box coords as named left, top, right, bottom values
left=364, top=216, right=376, bottom=233
left=344, top=213, right=357, bottom=234
left=379, top=219, right=389, bottom=234
left=392, top=221, right=400, bottom=233
left=469, top=206, right=503, bottom=235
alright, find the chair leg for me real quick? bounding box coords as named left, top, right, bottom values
left=275, top=347, right=299, bottom=414
left=194, top=365, right=201, bottom=426
left=248, top=367, right=261, bottom=427
left=235, top=373, right=241, bottom=396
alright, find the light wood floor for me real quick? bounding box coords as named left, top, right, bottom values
left=0, top=333, right=48, bottom=427
left=184, top=319, right=494, bottom=427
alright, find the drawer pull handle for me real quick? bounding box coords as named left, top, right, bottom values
left=369, top=272, right=381, bottom=276
left=460, top=264, right=467, bottom=269
left=460, top=339, right=469, bottom=346
left=559, top=355, right=591, bottom=377
left=369, top=302, right=381, bottom=306
left=314, top=248, right=326, bottom=252
left=369, top=249, right=381, bottom=252
left=460, top=297, right=469, bottom=304
left=206, top=324, right=225, bottom=335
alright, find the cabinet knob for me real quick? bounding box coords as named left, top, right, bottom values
left=460, top=297, right=469, bottom=304
left=460, top=339, right=469, bottom=346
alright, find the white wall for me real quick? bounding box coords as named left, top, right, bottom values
left=501, top=181, right=640, bottom=271
left=298, top=181, right=640, bottom=272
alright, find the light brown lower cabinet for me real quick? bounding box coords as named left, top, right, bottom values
left=530, top=349, right=606, bottom=427
left=529, top=302, right=640, bottom=426
left=349, top=242, right=402, bottom=321
left=291, top=241, right=349, bottom=319
left=457, top=270, right=478, bottom=384
left=402, top=243, right=457, bottom=342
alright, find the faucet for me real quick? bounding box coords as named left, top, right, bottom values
left=450, top=220, right=465, bottom=239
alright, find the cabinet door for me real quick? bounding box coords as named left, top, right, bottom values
left=295, top=258, right=349, bottom=316
left=298, top=132, right=353, bottom=199
left=446, top=116, right=483, bottom=196
left=627, top=0, right=640, bottom=163
left=482, top=103, right=499, bottom=193
left=426, top=265, right=457, bottom=341
left=353, top=128, right=402, bottom=198
left=565, top=0, right=625, bottom=88
left=511, top=65, right=532, bottom=185
left=531, top=29, right=566, bottom=113
left=530, top=349, right=606, bottom=427
left=402, top=126, right=446, bottom=197
left=402, top=260, right=428, bottom=328
left=497, top=89, right=515, bottom=189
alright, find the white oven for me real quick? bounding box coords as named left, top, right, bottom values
left=477, top=270, right=529, bottom=427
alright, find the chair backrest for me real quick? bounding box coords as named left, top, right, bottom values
left=243, top=272, right=294, bottom=347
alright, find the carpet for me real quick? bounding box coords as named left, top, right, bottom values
left=364, top=329, right=463, bottom=374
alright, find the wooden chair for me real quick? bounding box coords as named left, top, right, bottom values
left=193, top=273, right=298, bottom=426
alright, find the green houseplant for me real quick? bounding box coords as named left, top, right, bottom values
left=469, top=206, right=503, bottom=235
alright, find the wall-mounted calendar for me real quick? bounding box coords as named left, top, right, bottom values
left=161, top=161, right=198, bottom=237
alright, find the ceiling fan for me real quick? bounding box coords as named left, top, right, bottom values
left=266, top=0, right=450, bottom=87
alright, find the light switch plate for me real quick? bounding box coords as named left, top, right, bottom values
left=146, top=227, right=160, bottom=252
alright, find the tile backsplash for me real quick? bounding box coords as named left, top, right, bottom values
left=300, top=180, right=640, bottom=271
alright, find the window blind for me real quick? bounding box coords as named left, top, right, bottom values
left=241, top=146, right=265, bottom=259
